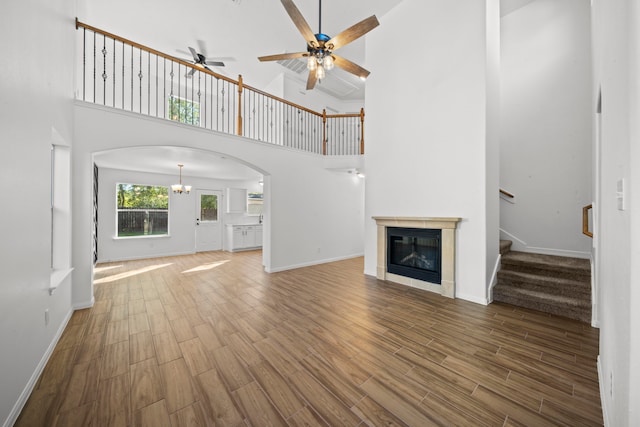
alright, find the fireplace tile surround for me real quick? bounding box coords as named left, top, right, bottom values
left=373, top=216, right=461, bottom=298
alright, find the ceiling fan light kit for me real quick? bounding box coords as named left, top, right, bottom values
left=258, top=0, right=379, bottom=90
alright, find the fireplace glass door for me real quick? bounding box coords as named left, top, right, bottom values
left=387, top=227, right=441, bottom=284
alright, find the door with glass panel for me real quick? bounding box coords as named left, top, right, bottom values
left=195, top=190, right=222, bottom=252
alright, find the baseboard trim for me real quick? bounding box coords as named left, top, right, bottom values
left=499, top=229, right=590, bottom=259
left=523, top=246, right=590, bottom=259
left=597, top=356, right=610, bottom=426
left=73, top=296, right=95, bottom=310
left=456, top=293, right=488, bottom=306
left=3, top=308, right=74, bottom=427
left=266, top=253, right=364, bottom=273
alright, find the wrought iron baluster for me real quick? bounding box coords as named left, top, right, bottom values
left=93, top=31, right=96, bottom=103
left=198, top=73, right=203, bottom=128
left=138, top=48, right=143, bottom=114
left=121, top=41, right=125, bottom=109
left=148, top=51, right=151, bottom=115
left=102, top=35, right=107, bottom=105
left=190, top=68, right=194, bottom=125
left=82, top=28, right=86, bottom=101
left=112, top=38, right=116, bottom=107
left=169, top=62, right=174, bottom=120
left=217, top=79, right=221, bottom=132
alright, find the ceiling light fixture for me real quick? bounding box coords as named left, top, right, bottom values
left=258, top=0, right=379, bottom=90
left=306, top=33, right=332, bottom=81
left=171, top=164, right=192, bottom=194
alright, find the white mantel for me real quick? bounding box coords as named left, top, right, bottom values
left=372, top=216, right=461, bottom=298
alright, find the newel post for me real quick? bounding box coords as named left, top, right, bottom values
left=322, top=109, right=327, bottom=155
left=360, top=107, right=365, bottom=154
left=237, top=75, right=243, bottom=136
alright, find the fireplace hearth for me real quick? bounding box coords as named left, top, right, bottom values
left=373, top=217, right=461, bottom=298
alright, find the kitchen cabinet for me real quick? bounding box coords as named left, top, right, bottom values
left=226, top=188, right=247, bottom=213
left=225, top=224, right=262, bottom=251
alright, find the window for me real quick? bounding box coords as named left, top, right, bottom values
left=116, top=184, right=169, bottom=237
left=247, top=192, right=263, bottom=215
left=200, top=194, right=218, bottom=221
left=51, top=144, right=71, bottom=270
left=168, top=95, right=200, bottom=125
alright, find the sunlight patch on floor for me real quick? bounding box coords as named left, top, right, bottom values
left=93, top=265, right=123, bottom=273
left=94, top=263, right=173, bottom=284
left=182, top=260, right=229, bottom=273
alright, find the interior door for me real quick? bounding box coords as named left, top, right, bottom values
left=195, top=190, right=223, bottom=252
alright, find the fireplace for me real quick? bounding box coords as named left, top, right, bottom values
left=373, top=217, right=460, bottom=298
left=387, top=227, right=441, bottom=284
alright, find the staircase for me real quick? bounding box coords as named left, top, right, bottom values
left=493, top=240, right=592, bottom=323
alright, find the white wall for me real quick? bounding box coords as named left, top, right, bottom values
left=97, top=167, right=261, bottom=262
left=0, top=1, right=77, bottom=425
left=74, top=103, right=365, bottom=305
left=364, top=0, right=497, bottom=304
left=592, top=0, right=640, bottom=424
left=486, top=0, right=501, bottom=289
left=500, top=0, right=592, bottom=258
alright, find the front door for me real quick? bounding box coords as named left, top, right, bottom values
left=195, top=190, right=222, bottom=252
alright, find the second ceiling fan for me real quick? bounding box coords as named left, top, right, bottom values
left=258, top=0, right=379, bottom=90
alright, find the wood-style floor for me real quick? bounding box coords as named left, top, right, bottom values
left=16, top=251, right=603, bottom=426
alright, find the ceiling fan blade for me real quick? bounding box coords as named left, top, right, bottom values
left=205, top=61, right=225, bottom=67
left=306, top=69, right=318, bottom=90
left=333, top=55, right=370, bottom=80
left=258, top=52, right=307, bottom=62
left=326, top=15, right=380, bottom=51
left=188, top=47, right=200, bottom=62
left=281, top=0, right=317, bottom=47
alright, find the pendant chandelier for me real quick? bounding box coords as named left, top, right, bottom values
left=171, top=164, right=192, bottom=194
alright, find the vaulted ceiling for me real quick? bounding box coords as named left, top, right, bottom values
left=87, top=0, right=526, bottom=179
left=83, top=0, right=404, bottom=102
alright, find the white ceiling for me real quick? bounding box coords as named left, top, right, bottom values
left=85, top=0, right=525, bottom=180
left=84, top=0, right=404, bottom=179
left=83, top=0, right=404, bottom=102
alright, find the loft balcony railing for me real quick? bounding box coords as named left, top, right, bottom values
left=75, top=19, right=365, bottom=156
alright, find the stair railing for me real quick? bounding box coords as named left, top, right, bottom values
left=75, top=19, right=364, bottom=156
left=582, top=204, right=593, bottom=237
left=499, top=188, right=515, bottom=199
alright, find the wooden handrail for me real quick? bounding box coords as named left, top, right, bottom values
left=76, top=18, right=328, bottom=118
left=75, top=18, right=238, bottom=86
left=75, top=18, right=366, bottom=155
left=583, top=204, right=593, bottom=238
left=499, top=188, right=515, bottom=198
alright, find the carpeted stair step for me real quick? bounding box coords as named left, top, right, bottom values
left=493, top=285, right=591, bottom=324
left=493, top=247, right=592, bottom=323
left=500, top=240, right=513, bottom=255
left=496, top=270, right=591, bottom=298
left=500, top=251, right=591, bottom=282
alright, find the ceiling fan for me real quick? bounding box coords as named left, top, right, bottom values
left=258, top=0, right=379, bottom=90
left=182, top=46, right=225, bottom=76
